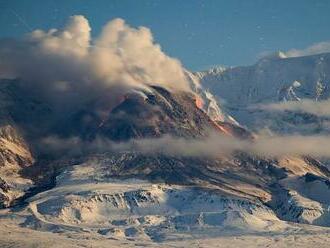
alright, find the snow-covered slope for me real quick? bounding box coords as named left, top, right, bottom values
left=270, top=173, right=330, bottom=227
left=196, top=52, right=330, bottom=134
left=0, top=159, right=326, bottom=246
left=22, top=161, right=286, bottom=242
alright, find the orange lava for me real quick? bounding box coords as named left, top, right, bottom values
left=195, top=95, right=204, bottom=109
left=213, top=121, right=233, bottom=136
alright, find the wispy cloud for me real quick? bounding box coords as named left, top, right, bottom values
left=260, top=41, right=330, bottom=60
left=256, top=99, right=330, bottom=117
left=285, top=41, right=330, bottom=57
left=39, top=133, right=330, bottom=159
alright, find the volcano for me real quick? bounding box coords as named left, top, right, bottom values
left=1, top=78, right=330, bottom=246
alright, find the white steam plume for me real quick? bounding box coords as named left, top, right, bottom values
left=0, top=15, right=190, bottom=113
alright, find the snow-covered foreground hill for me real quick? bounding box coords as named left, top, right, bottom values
left=23, top=161, right=287, bottom=240
left=2, top=160, right=330, bottom=247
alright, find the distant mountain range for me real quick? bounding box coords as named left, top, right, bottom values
left=195, top=52, right=330, bottom=134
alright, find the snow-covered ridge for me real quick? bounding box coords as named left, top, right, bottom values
left=185, top=69, right=238, bottom=124
left=270, top=174, right=330, bottom=227
left=195, top=52, right=330, bottom=133
left=24, top=162, right=285, bottom=241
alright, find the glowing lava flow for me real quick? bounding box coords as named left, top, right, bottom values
left=195, top=95, right=232, bottom=136
left=213, top=121, right=232, bottom=136
left=195, top=95, right=204, bottom=109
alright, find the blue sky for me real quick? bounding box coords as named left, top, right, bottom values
left=1, top=0, right=330, bottom=70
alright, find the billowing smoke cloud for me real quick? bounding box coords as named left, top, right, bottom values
left=0, top=15, right=190, bottom=113
left=39, top=132, right=330, bottom=159
left=256, top=99, right=330, bottom=117
left=284, top=41, right=330, bottom=58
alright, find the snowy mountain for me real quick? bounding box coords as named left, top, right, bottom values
left=196, top=52, right=330, bottom=134
left=1, top=75, right=330, bottom=246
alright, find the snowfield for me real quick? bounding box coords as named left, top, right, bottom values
left=2, top=161, right=330, bottom=247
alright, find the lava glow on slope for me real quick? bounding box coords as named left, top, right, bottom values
left=195, top=95, right=204, bottom=109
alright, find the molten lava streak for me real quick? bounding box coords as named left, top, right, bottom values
left=213, top=121, right=232, bottom=136
left=195, top=95, right=231, bottom=136
left=195, top=95, right=204, bottom=109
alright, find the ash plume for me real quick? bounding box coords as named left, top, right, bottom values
left=0, top=15, right=190, bottom=115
